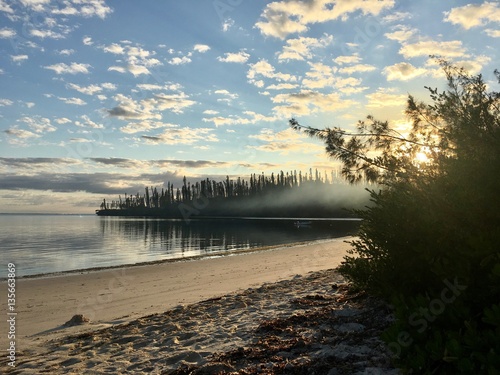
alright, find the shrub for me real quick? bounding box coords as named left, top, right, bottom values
left=291, top=60, right=500, bottom=373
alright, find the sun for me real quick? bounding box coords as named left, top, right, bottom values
left=415, top=151, right=430, bottom=164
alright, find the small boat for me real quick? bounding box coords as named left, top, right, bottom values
left=294, top=220, right=312, bottom=228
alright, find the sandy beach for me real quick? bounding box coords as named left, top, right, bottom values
left=1, top=237, right=399, bottom=374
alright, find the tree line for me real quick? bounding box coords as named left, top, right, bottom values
left=99, top=169, right=345, bottom=211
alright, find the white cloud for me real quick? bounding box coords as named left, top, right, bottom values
left=255, top=0, right=395, bottom=39
left=383, top=62, right=427, bottom=81
left=217, top=51, right=250, bottom=63
left=0, top=98, right=13, bottom=106
left=107, top=91, right=196, bottom=120
left=0, top=1, right=14, bottom=14
left=10, top=55, right=29, bottom=64
left=58, top=49, right=75, bottom=55
left=193, top=44, right=210, bottom=53
left=128, top=64, right=150, bottom=76
left=19, top=116, right=57, bottom=133
left=272, top=90, right=356, bottom=117
left=67, top=83, right=101, bottom=95
left=82, top=36, right=93, bottom=45
left=0, top=27, right=15, bottom=38
left=59, top=97, right=87, bottom=106
left=103, top=43, right=125, bottom=54
left=384, top=25, right=417, bottom=42
left=214, top=89, right=238, bottom=100
left=55, top=118, right=72, bottom=124
left=333, top=55, right=361, bottom=65
left=444, top=2, right=500, bottom=30
left=141, top=127, right=219, bottom=145
left=366, top=88, right=406, bottom=108
left=168, top=56, right=192, bottom=65
left=120, top=120, right=177, bottom=134
left=29, top=29, right=65, bottom=39
left=278, top=34, right=333, bottom=60
left=399, top=40, right=466, bottom=59
left=249, top=128, right=323, bottom=155
left=4, top=128, right=41, bottom=143
left=382, top=11, right=412, bottom=23
left=266, top=83, right=298, bottom=90
left=203, top=111, right=276, bottom=127
left=75, top=115, right=104, bottom=129
left=44, top=62, right=91, bottom=74
left=338, top=64, right=376, bottom=74
left=247, top=59, right=297, bottom=87
left=485, top=29, right=500, bottom=38
left=108, top=66, right=127, bottom=74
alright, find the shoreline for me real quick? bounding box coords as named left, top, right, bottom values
left=2, top=267, right=399, bottom=374
left=0, top=237, right=355, bottom=354
left=1, top=237, right=350, bottom=281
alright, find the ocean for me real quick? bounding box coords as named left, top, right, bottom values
left=0, top=214, right=360, bottom=278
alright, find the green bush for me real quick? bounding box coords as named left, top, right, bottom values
left=292, top=61, right=500, bottom=373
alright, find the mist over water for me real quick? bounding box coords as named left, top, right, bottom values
left=0, top=214, right=360, bottom=278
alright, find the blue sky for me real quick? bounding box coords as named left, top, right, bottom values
left=0, top=0, right=499, bottom=213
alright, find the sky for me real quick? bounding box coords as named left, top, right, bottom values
left=0, top=0, right=499, bottom=214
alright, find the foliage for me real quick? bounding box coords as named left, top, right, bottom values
left=291, top=60, right=500, bottom=373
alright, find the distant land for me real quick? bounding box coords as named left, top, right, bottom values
left=96, top=170, right=371, bottom=220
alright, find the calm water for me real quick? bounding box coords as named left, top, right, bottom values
left=0, top=214, right=360, bottom=278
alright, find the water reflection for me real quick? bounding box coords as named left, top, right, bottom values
left=0, top=215, right=360, bottom=278
left=99, top=217, right=360, bottom=258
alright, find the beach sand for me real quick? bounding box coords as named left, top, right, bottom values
left=0, top=237, right=399, bottom=374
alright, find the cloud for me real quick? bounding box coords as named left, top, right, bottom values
left=120, top=120, right=177, bottom=134
left=255, top=0, right=395, bottom=39
left=19, top=116, right=57, bottom=133
left=485, top=29, right=500, bottom=38
left=107, top=91, right=196, bottom=120
left=399, top=40, right=466, bottom=59
left=338, top=64, right=376, bottom=74
left=140, top=126, right=219, bottom=145
left=217, top=51, right=250, bottom=63
left=366, top=88, right=406, bottom=108
left=102, top=42, right=125, bottom=54
left=58, top=49, right=74, bottom=55
left=168, top=56, right=192, bottom=65
left=333, top=54, right=361, bottom=65
left=382, top=11, right=412, bottom=23
left=247, top=59, right=297, bottom=86
left=0, top=27, right=16, bottom=38
left=277, top=34, right=333, bottom=60
left=29, top=28, right=65, bottom=39
left=193, top=44, right=210, bottom=53
left=4, top=128, right=41, bottom=144
left=103, top=43, right=162, bottom=75
left=444, top=2, right=500, bottom=30
left=82, top=36, right=93, bottom=45
left=384, top=25, right=417, bottom=42
left=74, top=115, right=104, bottom=129
left=66, top=82, right=116, bottom=95
left=20, top=0, right=112, bottom=19
left=249, top=128, right=323, bottom=155
left=266, top=83, right=298, bottom=90
left=59, top=97, right=87, bottom=106
left=55, top=118, right=72, bottom=124
left=383, top=62, right=427, bottom=81
left=0, top=157, right=79, bottom=169
left=202, top=111, right=276, bottom=127
left=272, top=90, right=356, bottom=117
left=0, top=98, right=13, bottom=106
left=44, top=62, right=91, bottom=74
